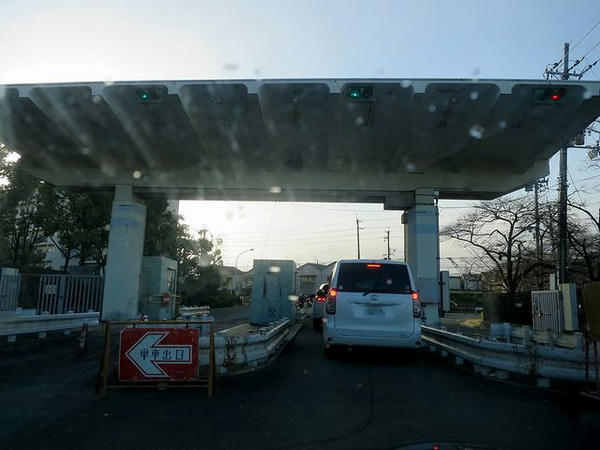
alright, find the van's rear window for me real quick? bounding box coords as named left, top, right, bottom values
left=336, top=263, right=412, bottom=294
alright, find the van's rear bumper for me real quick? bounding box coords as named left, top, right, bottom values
left=322, top=317, right=422, bottom=349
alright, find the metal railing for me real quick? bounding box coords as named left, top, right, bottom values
left=37, top=274, right=104, bottom=314
left=531, top=290, right=563, bottom=333
left=0, top=274, right=20, bottom=312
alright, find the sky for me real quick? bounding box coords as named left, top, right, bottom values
left=1, top=0, right=599, bottom=271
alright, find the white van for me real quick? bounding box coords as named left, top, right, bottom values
left=322, top=260, right=422, bottom=356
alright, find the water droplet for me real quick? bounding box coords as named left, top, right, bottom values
left=583, top=90, right=592, bottom=100
left=288, top=295, right=299, bottom=302
left=81, top=147, right=90, bottom=155
left=469, top=124, right=485, bottom=139
left=104, top=224, right=111, bottom=231
left=470, top=91, right=479, bottom=100
left=132, top=170, right=142, bottom=179
left=303, top=369, right=308, bottom=374
left=142, top=175, right=150, bottom=183
left=401, top=80, right=412, bottom=88
left=498, top=120, right=507, bottom=129
left=269, top=266, right=281, bottom=273
left=269, top=186, right=282, bottom=194
left=39, top=180, right=45, bottom=184
left=355, top=116, right=364, bottom=125
left=100, top=163, right=116, bottom=177
left=428, top=104, right=437, bottom=113
left=91, top=95, right=103, bottom=104
left=104, top=79, right=114, bottom=87
left=405, top=162, right=416, bottom=171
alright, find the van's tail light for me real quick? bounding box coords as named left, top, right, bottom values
left=316, top=296, right=325, bottom=302
left=325, top=288, right=337, bottom=314
left=412, top=291, right=422, bottom=318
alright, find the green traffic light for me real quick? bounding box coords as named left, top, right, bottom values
left=349, top=89, right=361, bottom=98
left=141, top=93, right=149, bottom=100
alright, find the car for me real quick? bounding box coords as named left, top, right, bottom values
left=322, top=259, right=423, bottom=357
left=311, top=283, right=329, bottom=330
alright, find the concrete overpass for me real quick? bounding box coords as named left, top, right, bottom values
left=2, top=78, right=600, bottom=322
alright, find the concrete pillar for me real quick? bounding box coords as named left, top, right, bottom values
left=403, top=189, right=440, bottom=325
left=102, top=185, right=146, bottom=321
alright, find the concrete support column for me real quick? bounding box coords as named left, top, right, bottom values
left=403, top=189, right=440, bottom=325
left=101, top=185, right=146, bottom=321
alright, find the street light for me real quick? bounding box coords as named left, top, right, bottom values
left=235, top=248, right=254, bottom=269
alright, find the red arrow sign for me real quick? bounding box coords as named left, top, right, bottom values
left=119, top=328, right=199, bottom=381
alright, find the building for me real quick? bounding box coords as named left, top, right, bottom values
left=218, top=266, right=253, bottom=296
left=449, top=273, right=482, bottom=291
left=295, top=262, right=336, bottom=294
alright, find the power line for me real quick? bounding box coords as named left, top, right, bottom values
left=550, top=17, right=600, bottom=70
left=572, top=18, right=600, bottom=52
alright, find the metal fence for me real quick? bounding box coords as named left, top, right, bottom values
left=0, top=274, right=21, bottom=311
left=37, top=274, right=104, bottom=314
left=531, top=290, right=563, bottom=333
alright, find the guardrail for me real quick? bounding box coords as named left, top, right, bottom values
left=178, top=305, right=211, bottom=318
left=198, top=318, right=297, bottom=375
left=0, top=311, right=99, bottom=342
left=422, top=325, right=596, bottom=384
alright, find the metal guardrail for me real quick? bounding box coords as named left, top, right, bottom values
left=0, top=311, right=99, bottom=340
left=422, top=325, right=596, bottom=383
left=179, top=305, right=211, bottom=318
left=198, top=318, right=294, bottom=374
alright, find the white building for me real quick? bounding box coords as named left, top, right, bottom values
left=218, top=266, right=253, bottom=296
left=295, top=262, right=336, bottom=294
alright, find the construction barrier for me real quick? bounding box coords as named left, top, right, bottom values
left=98, top=320, right=216, bottom=398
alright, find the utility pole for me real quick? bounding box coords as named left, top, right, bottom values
left=558, top=42, right=570, bottom=284
left=384, top=229, right=391, bottom=260
left=546, top=42, right=576, bottom=284
left=356, top=216, right=363, bottom=259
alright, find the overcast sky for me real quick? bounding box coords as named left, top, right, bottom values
left=1, top=0, right=599, bottom=271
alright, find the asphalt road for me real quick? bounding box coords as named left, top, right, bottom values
left=1, top=323, right=600, bottom=450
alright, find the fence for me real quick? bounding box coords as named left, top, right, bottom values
left=0, top=274, right=20, bottom=312
left=531, top=290, right=564, bottom=333
left=37, top=274, right=104, bottom=314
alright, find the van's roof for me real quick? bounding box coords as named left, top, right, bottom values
left=336, top=259, right=407, bottom=265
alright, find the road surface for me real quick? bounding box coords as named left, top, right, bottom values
left=1, top=324, right=599, bottom=449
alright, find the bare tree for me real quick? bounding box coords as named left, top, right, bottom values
left=565, top=199, right=600, bottom=281
left=441, top=196, right=552, bottom=297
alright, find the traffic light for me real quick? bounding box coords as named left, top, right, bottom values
left=533, top=87, right=567, bottom=105
left=136, top=87, right=166, bottom=104
left=347, top=86, right=374, bottom=100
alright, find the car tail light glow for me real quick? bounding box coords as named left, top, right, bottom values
left=317, top=296, right=325, bottom=302
left=412, top=291, right=422, bottom=318
left=325, top=288, right=337, bottom=314
left=366, top=264, right=381, bottom=268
